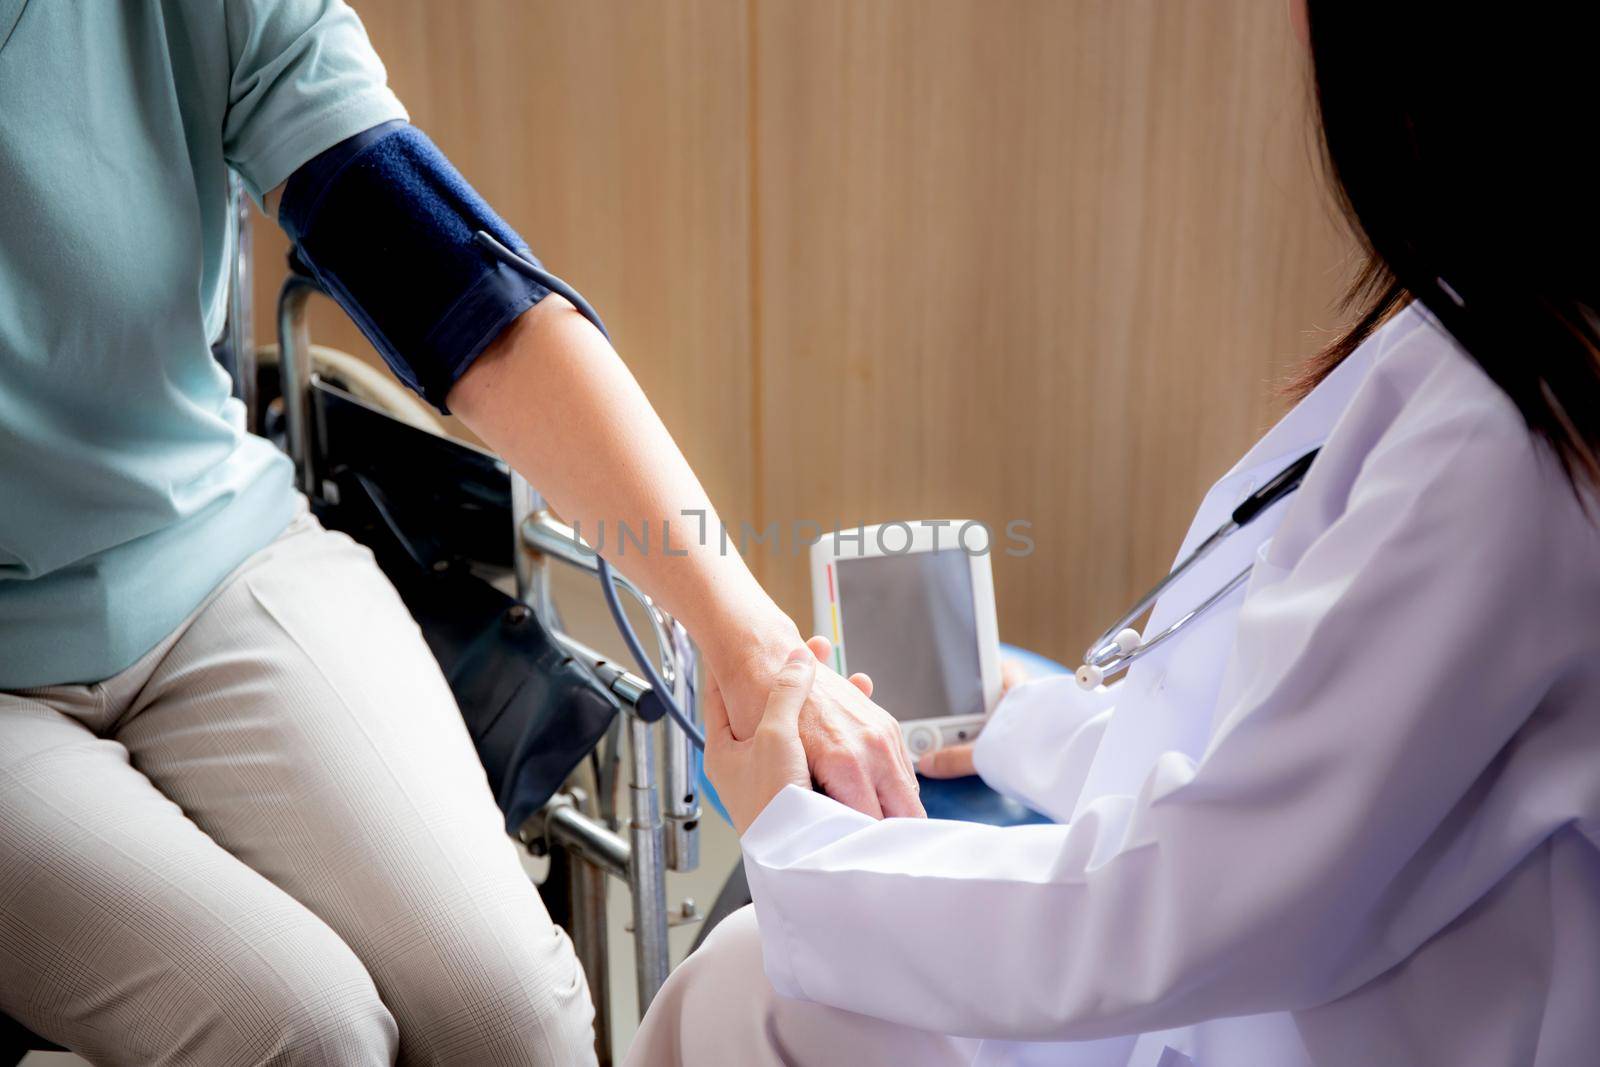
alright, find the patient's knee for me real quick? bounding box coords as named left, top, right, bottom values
left=172, top=925, right=397, bottom=1067
left=245, top=979, right=398, bottom=1067
left=387, top=922, right=595, bottom=1067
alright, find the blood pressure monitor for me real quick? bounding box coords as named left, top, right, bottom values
left=810, top=521, right=1002, bottom=759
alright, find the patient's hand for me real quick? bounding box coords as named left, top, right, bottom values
left=704, top=647, right=819, bottom=834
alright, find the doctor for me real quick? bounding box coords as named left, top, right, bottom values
left=628, top=4, right=1600, bottom=1066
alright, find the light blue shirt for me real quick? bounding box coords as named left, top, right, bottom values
left=0, top=1, right=405, bottom=686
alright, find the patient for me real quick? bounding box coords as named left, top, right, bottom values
left=0, top=3, right=918, bottom=1064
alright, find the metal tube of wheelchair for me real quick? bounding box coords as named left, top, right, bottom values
left=534, top=799, right=619, bottom=1064
left=569, top=851, right=613, bottom=1066
left=227, top=172, right=257, bottom=432
left=543, top=801, right=630, bottom=879
left=662, top=626, right=700, bottom=873
left=523, top=510, right=683, bottom=690
left=663, top=717, right=698, bottom=872
left=627, top=714, right=671, bottom=1011
left=509, top=472, right=556, bottom=624
left=552, top=634, right=650, bottom=707
left=521, top=509, right=600, bottom=573
left=549, top=632, right=672, bottom=1004
left=275, top=274, right=319, bottom=494
left=521, top=512, right=653, bottom=614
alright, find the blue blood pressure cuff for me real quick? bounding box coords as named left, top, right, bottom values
left=279, top=120, right=550, bottom=412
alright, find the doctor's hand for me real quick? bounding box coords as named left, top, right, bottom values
left=793, top=636, right=925, bottom=820
left=704, top=647, right=820, bottom=835
left=915, top=657, right=1031, bottom=780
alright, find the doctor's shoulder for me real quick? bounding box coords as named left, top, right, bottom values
left=1326, top=316, right=1600, bottom=575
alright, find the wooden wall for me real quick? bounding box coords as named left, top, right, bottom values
left=253, top=0, right=1348, bottom=664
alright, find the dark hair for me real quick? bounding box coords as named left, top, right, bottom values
left=1295, top=3, right=1600, bottom=494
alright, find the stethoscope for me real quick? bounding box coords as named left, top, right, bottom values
left=1075, top=448, right=1320, bottom=690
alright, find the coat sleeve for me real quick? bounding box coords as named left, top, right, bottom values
left=741, top=403, right=1583, bottom=1041
left=970, top=676, right=1114, bottom=823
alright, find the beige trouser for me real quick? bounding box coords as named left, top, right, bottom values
left=625, top=905, right=980, bottom=1066
left=0, top=515, right=595, bottom=1067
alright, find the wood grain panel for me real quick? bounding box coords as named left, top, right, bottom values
left=249, top=0, right=1350, bottom=666
left=250, top=0, right=755, bottom=521
left=753, top=0, right=1349, bottom=662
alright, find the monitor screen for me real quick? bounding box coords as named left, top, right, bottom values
left=835, top=549, right=985, bottom=722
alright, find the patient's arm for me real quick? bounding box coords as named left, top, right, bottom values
left=445, top=302, right=918, bottom=817
left=261, top=185, right=922, bottom=821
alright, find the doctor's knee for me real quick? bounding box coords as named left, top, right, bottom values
left=654, top=906, right=775, bottom=1029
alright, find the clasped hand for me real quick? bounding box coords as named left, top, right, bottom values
left=709, top=644, right=1030, bottom=831
left=707, top=636, right=920, bottom=833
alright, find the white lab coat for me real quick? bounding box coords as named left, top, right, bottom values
left=738, top=304, right=1600, bottom=1067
